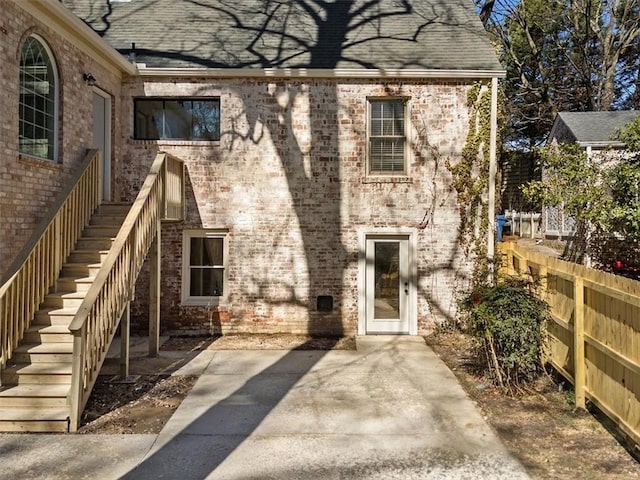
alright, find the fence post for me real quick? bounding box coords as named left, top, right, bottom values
left=573, top=277, right=586, bottom=409
left=539, top=264, right=548, bottom=300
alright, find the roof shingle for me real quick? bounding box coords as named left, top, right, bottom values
left=63, top=0, right=503, bottom=72
left=550, top=111, right=640, bottom=147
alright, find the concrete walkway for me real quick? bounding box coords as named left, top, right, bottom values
left=0, top=336, right=529, bottom=479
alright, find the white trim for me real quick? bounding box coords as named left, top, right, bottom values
left=578, top=141, right=627, bottom=149
left=358, top=228, right=418, bottom=336
left=181, top=229, right=229, bottom=306
left=14, top=0, right=136, bottom=76
left=487, top=78, right=498, bottom=277
left=137, top=66, right=506, bottom=79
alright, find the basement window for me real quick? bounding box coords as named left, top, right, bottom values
left=134, top=98, right=220, bottom=141
left=182, top=230, right=227, bottom=305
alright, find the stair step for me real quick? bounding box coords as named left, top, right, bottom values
left=34, top=308, right=78, bottom=326
left=57, top=275, right=95, bottom=292
left=0, top=385, right=69, bottom=407
left=82, top=225, right=121, bottom=237
left=13, top=343, right=73, bottom=364
left=75, top=237, right=114, bottom=250
left=15, top=342, right=73, bottom=353
left=23, top=325, right=73, bottom=344
left=2, top=363, right=73, bottom=384
left=43, top=291, right=86, bottom=309
left=62, top=262, right=103, bottom=277
left=67, top=249, right=109, bottom=263
left=97, top=204, right=130, bottom=215
left=0, top=407, right=69, bottom=432
left=90, top=217, right=126, bottom=226
left=11, top=350, right=73, bottom=364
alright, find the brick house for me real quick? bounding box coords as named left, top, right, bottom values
left=0, top=0, right=504, bottom=431
left=0, top=0, right=503, bottom=430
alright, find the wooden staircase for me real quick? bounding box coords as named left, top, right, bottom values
left=0, top=205, right=129, bottom=432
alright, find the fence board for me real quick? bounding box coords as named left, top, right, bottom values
left=500, top=241, right=640, bottom=446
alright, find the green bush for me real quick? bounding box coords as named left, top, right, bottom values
left=463, top=276, right=549, bottom=393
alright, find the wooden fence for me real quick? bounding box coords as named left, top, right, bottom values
left=500, top=241, right=640, bottom=446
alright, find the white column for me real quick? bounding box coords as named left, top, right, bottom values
left=487, top=77, right=499, bottom=280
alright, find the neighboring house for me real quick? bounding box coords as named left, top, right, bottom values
left=0, top=0, right=503, bottom=431
left=543, top=111, right=640, bottom=238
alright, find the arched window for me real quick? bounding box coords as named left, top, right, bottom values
left=19, top=35, right=58, bottom=161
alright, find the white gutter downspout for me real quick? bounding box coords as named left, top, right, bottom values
left=487, top=76, right=499, bottom=282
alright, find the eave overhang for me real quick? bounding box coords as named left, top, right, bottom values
left=14, top=0, right=136, bottom=77
left=135, top=66, right=507, bottom=80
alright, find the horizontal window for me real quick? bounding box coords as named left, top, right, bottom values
left=134, top=98, right=220, bottom=141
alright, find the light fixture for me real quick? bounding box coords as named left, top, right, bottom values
left=83, top=72, right=96, bottom=86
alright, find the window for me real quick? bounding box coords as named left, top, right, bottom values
left=134, top=98, right=220, bottom=140
left=368, top=99, right=406, bottom=174
left=182, top=230, right=227, bottom=304
left=19, top=35, right=58, bottom=161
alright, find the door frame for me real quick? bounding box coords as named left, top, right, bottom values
left=358, top=228, right=418, bottom=335
left=92, top=88, right=112, bottom=201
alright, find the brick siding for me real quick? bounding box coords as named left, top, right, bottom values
left=121, top=77, right=475, bottom=335
left=0, top=2, right=123, bottom=277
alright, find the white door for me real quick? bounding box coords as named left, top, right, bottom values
left=365, top=236, right=410, bottom=334
left=92, top=90, right=111, bottom=201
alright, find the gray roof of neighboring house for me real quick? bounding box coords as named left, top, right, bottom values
left=548, top=111, right=640, bottom=148
left=62, top=0, right=503, bottom=72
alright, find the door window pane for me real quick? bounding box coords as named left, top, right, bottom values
left=374, top=242, right=400, bottom=319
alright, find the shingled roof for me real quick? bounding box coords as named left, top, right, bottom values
left=549, top=111, right=640, bottom=149
left=63, top=0, right=502, bottom=73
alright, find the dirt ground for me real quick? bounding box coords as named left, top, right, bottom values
left=427, top=332, right=640, bottom=480
left=79, top=333, right=640, bottom=479
left=78, top=334, right=355, bottom=434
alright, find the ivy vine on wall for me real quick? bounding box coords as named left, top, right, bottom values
left=447, top=81, right=505, bottom=287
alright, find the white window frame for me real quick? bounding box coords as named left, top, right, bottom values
left=366, top=97, right=409, bottom=176
left=181, top=229, right=228, bottom=306
left=19, top=34, right=59, bottom=162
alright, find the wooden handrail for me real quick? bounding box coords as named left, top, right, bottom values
left=68, top=152, right=184, bottom=431
left=0, top=150, right=102, bottom=370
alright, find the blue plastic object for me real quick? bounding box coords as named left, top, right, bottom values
left=496, top=214, right=507, bottom=242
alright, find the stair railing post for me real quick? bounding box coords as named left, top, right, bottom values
left=53, top=215, right=62, bottom=292
left=120, top=302, right=130, bottom=378
left=129, top=229, right=137, bottom=295
left=148, top=218, right=161, bottom=357
left=0, top=298, right=5, bottom=371
left=69, top=323, right=86, bottom=432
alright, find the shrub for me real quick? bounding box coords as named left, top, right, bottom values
left=463, top=276, right=549, bottom=394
